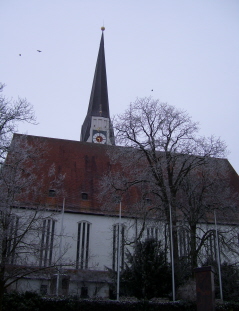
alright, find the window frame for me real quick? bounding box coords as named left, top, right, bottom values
left=76, top=220, right=91, bottom=269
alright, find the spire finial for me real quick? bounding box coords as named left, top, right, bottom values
left=101, top=26, right=105, bottom=31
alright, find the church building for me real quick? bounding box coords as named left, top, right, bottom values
left=2, top=28, right=239, bottom=299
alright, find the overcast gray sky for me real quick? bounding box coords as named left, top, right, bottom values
left=1, top=0, right=239, bottom=173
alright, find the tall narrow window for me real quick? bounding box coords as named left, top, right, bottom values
left=178, top=227, right=189, bottom=257
left=6, top=214, right=19, bottom=264
left=76, top=221, right=91, bottom=269
left=112, top=224, right=125, bottom=271
left=39, top=219, right=55, bottom=267
left=147, top=226, right=158, bottom=240
left=206, top=230, right=216, bottom=261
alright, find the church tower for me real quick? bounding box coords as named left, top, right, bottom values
left=80, top=28, right=115, bottom=145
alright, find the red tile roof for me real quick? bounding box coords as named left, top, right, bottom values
left=12, top=134, right=115, bottom=214
left=9, top=134, right=239, bottom=222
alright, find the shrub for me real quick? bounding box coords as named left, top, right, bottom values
left=121, top=239, right=171, bottom=300
left=202, top=260, right=239, bottom=302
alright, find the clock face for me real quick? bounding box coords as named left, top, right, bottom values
left=92, top=132, right=107, bottom=144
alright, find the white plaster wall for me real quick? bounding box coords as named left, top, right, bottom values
left=195, top=222, right=239, bottom=265
left=54, top=211, right=137, bottom=271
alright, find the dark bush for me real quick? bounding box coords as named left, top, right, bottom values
left=2, top=293, right=196, bottom=311
left=121, top=239, right=171, bottom=299
left=202, top=260, right=239, bottom=302
left=3, top=292, right=239, bottom=311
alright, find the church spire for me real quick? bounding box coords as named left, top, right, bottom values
left=80, top=28, right=115, bottom=145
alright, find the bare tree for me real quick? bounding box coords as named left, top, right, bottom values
left=0, top=83, right=36, bottom=161
left=0, top=136, right=71, bottom=310
left=101, top=97, right=228, bottom=265
left=177, top=161, right=239, bottom=276
left=0, top=84, right=68, bottom=310
left=0, top=83, right=37, bottom=309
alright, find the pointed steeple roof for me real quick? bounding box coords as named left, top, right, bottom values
left=81, top=28, right=115, bottom=144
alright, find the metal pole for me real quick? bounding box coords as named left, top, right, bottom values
left=169, top=203, right=175, bottom=302
left=116, top=200, right=122, bottom=301
left=214, top=210, right=223, bottom=301
left=56, top=198, right=65, bottom=296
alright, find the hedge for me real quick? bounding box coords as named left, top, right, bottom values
left=2, top=292, right=239, bottom=311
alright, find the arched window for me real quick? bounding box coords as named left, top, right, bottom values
left=39, top=218, right=55, bottom=267
left=76, top=221, right=91, bottom=269
left=112, top=223, right=125, bottom=271
left=147, top=226, right=158, bottom=240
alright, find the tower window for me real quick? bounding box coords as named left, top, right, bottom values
left=81, top=192, right=88, bottom=200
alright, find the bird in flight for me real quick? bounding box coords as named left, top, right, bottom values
left=37, top=50, right=42, bottom=52
left=19, top=54, right=21, bottom=56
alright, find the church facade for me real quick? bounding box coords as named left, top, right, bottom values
left=2, top=29, right=239, bottom=298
